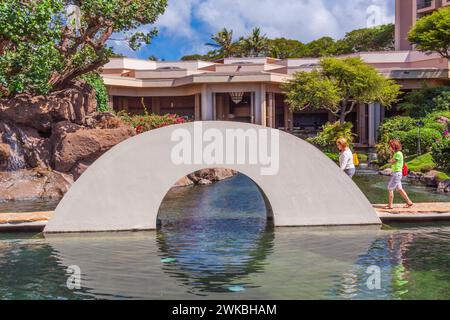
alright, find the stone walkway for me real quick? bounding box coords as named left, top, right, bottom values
left=373, top=202, right=450, bottom=214
left=0, top=203, right=449, bottom=231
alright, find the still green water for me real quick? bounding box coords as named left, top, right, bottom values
left=0, top=173, right=449, bottom=299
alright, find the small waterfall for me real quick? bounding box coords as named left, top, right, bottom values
left=1, top=123, right=27, bottom=171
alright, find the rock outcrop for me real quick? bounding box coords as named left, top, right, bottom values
left=0, top=82, right=96, bottom=133
left=173, top=168, right=237, bottom=187
left=437, top=180, right=450, bottom=193
left=1, top=82, right=237, bottom=202
left=51, top=120, right=135, bottom=179
left=0, top=169, right=73, bottom=202
left=379, top=168, right=393, bottom=176
left=0, top=82, right=135, bottom=201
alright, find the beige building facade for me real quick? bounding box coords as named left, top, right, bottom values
left=102, top=51, right=449, bottom=147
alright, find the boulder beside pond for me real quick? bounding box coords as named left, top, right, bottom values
left=437, top=180, right=450, bottom=193
left=0, top=169, right=73, bottom=202
left=173, top=168, right=237, bottom=188
left=379, top=168, right=392, bottom=176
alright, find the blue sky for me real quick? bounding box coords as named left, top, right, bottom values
left=109, top=0, right=395, bottom=61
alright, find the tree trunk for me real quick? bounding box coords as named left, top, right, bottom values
left=339, top=104, right=346, bottom=124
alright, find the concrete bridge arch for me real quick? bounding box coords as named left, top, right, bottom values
left=45, top=121, right=380, bottom=233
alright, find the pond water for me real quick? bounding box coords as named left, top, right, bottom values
left=0, top=173, right=449, bottom=299
left=353, top=170, right=450, bottom=204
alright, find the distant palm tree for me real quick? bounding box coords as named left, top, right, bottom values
left=241, top=27, right=269, bottom=57
left=206, top=28, right=235, bottom=58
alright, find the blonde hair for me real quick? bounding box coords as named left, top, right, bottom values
left=336, top=138, right=348, bottom=149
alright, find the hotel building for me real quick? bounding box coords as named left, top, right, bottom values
left=101, top=2, right=450, bottom=148
left=396, top=0, right=450, bottom=50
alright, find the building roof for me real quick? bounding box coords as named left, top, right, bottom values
left=101, top=51, right=449, bottom=89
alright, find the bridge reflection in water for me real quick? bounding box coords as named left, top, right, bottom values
left=44, top=174, right=381, bottom=299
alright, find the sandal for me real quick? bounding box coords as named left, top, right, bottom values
left=404, top=202, right=414, bottom=208
left=382, top=205, right=394, bottom=210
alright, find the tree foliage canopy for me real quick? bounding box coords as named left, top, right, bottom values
left=181, top=24, right=394, bottom=61
left=0, top=0, right=167, bottom=98
left=283, top=57, right=401, bottom=123
left=408, top=7, right=450, bottom=59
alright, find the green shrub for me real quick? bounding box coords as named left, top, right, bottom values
left=307, top=121, right=356, bottom=153
left=376, top=113, right=447, bottom=163
left=378, top=116, right=417, bottom=137
left=81, top=72, right=110, bottom=112
left=397, top=128, right=442, bottom=155
left=325, top=152, right=339, bottom=163
left=433, top=91, right=450, bottom=112
left=432, top=138, right=450, bottom=172
left=397, top=86, right=450, bottom=118
left=358, top=153, right=368, bottom=163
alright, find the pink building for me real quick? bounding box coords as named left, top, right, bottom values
left=100, top=1, right=450, bottom=148
left=395, top=0, right=450, bottom=51
left=102, top=52, right=449, bottom=147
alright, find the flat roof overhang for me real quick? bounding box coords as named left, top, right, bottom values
left=380, top=68, right=450, bottom=80
left=102, top=72, right=291, bottom=88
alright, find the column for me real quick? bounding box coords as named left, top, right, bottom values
left=358, top=103, right=367, bottom=145
left=194, top=94, right=201, bottom=120
left=268, top=93, right=275, bottom=128
left=368, top=102, right=377, bottom=147
left=250, top=92, right=255, bottom=124
left=151, top=97, right=160, bottom=115
left=373, top=102, right=382, bottom=143
left=254, top=87, right=263, bottom=125
left=259, top=83, right=267, bottom=126
left=201, top=84, right=213, bottom=120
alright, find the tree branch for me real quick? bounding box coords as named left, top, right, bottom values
left=343, top=100, right=357, bottom=116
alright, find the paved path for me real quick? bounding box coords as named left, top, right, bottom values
left=0, top=202, right=449, bottom=231
left=374, top=202, right=450, bottom=214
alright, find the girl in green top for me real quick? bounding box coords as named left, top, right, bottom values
left=384, top=139, right=413, bottom=210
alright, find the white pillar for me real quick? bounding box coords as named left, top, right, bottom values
left=201, top=84, right=213, bottom=120
left=268, top=93, right=275, bottom=128
left=259, top=84, right=267, bottom=126
left=368, top=102, right=381, bottom=147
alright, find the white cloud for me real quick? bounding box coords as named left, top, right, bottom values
left=109, top=0, right=395, bottom=59
left=195, top=0, right=340, bottom=41
left=158, top=0, right=394, bottom=42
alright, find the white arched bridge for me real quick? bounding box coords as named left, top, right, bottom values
left=45, top=121, right=380, bottom=233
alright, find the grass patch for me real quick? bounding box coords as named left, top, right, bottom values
left=436, top=171, right=450, bottom=181
left=406, top=153, right=437, bottom=173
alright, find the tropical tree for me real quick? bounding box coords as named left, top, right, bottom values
left=304, top=37, right=337, bottom=57
left=205, top=28, right=235, bottom=58
left=335, top=24, right=395, bottom=54
left=0, top=0, right=167, bottom=98
left=267, top=38, right=308, bottom=59
left=283, top=57, right=401, bottom=124
left=240, top=27, right=269, bottom=57
left=408, top=6, right=450, bottom=59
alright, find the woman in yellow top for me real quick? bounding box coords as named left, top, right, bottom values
left=384, top=139, right=414, bottom=209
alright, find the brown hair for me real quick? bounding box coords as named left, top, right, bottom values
left=336, top=138, right=348, bottom=149
left=389, top=139, right=402, bottom=152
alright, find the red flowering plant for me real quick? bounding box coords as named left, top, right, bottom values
left=118, top=111, right=188, bottom=134
left=116, top=98, right=190, bottom=134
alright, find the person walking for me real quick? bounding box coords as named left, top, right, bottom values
left=336, top=138, right=356, bottom=178
left=384, top=139, right=414, bottom=209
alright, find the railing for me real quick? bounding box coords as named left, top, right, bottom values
left=417, top=0, right=434, bottom=10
